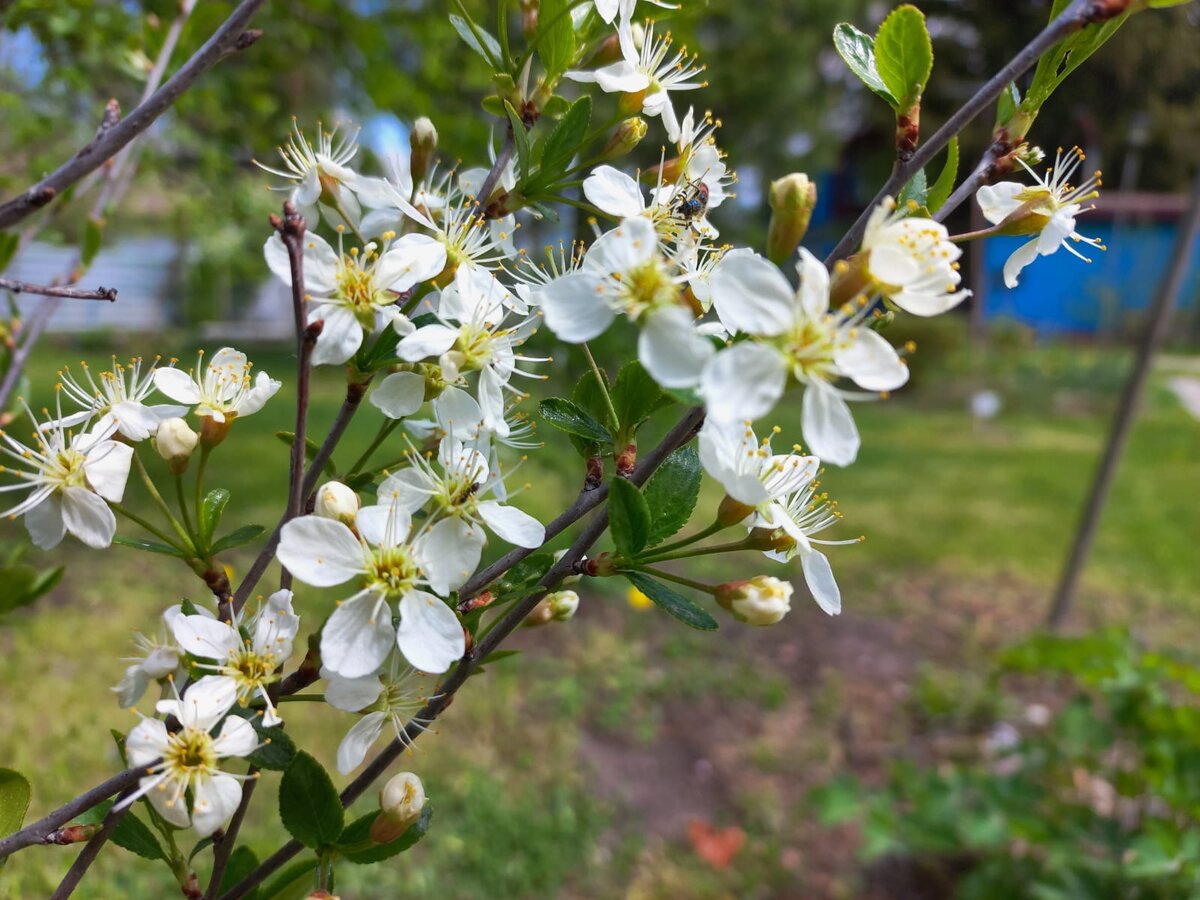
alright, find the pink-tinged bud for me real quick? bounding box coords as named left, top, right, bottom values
left=154, top=417, right=198, bottom=474
left=524, top=599, right=555, bottom=627
left=410, top=117, right=438, bottom=186
left=600, top=117, right=648, bottom=161
left=615, top=442, right=637, bottom=478
left=314, top=481, right=359, bottom=525
left=717, top=495, right=756, bottom=527
left=715, top=576, right=793, bottom=626
left=766, top=173, right=817, bottom=265
left=580, top=552, right=618, bottom=577
left=371, top=772, right=425, bottom=844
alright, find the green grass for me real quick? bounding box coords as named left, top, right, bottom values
left=0, top=327, right=1197, bottom=897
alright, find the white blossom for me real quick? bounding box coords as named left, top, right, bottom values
left=113, top=604, right=208, bottom=708
left=254, top=121, right=362, bottom=229
left=860, top=198, right=970, bottom=316
left=52, top=357, right=186, bottom=442
left=323, top=655, right=433, bottom=774
left=698, top=418, right=818, bottom=509
left=153, top=348, right=280, bottom=425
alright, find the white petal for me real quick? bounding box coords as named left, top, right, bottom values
left=277, top=516, right=365, bottom=587
left=835, top=329, right=909, bottom=392
left=336, top=711, right=386, bottom=774
left=355, top=503, right=413, bottom=547
left=145, top=778, right=191, bottom=829
left=253, top=589, right=300, bottom=660
left=109, top=401, right=162, bottom=442
left=172, top=615, right=239, bottom=660
left=311, top=306, right=364, bottom=367
left=567, top=60, right=650, bottom=93
left=418, top=518, right=485, bottom=594
left=432, top=386, right=483, bottom=440
left=83, top=441, right=132, bottom=502
left=583, top=166, right=646, bottom=219
left=152, top=367, right=201, bottom=405
left=1003, top=239, right=1040, bottom=288
left=190, top=774, right=243, bottom=838
left=397, top=590, right=465, bottom=675
left=125, top=718, right=170, bottom=766
left=163, top=675, right=238, bottom=731
left=375, top=234, right=447, bottom=292
left=370, top=371, right=426, bottom=419
left=61, top=486, right=116, bottom=548
left=801, top=382, right=859, bottom=467
left=795, top=248, right=831, bottom=321
left=801, top=548, right=841, bottom=615
left=699, top=342, right=788, bottom=424
left=868, top=243, right=920, bottom=287
left=539, top=272, right=616, bottom=343
left=323, top=669, right=383, bottom=712
left=637, top=306, right=713, bottom=388
left=975, top=182, right=1025, bottom=226
left=212, top=715, right=259, bottom=759
left=709, top=251, right=796, bottom=337
left=397, top=324, right=460, bottom=362
left=234, top=371, right=281, bottom=417
left=585, top=216, right=657, bottom=276
left=698, top=419, right=768, bottom=505
left=114, top=665, right=152, bottom=709
left=477, top=500, right=545, bottom=549
left=25, top=493, right=65, bottom=550
left=321, top=590, right=395, bottom=678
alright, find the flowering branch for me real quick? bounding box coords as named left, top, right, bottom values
left=824, top=0, right=1117, bottom=264
left=50, top=800, right=133, bottom=900
left=0, top=278, right=116, bottom=301
left=0, top=0, right=266, bottom=230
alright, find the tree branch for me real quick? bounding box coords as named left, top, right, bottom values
left=0, top=279, right=116, bottom=301
left=0, top=0, right=267, bottom=230
left=49, top=799, right=132, bottom=900
left=824, top=0, right=1106, bottom=264
left=219, top=406, right=706, bottom=900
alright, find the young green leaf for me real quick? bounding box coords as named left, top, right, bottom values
left=642, top=445, right=701, bottom=546
left=539, top=397, right=613, bottom=443
left=80, top=216, right=104, bottom=268
left=0, top=233, right=18, bottom=272
left=200, top=488, right=230, bottom=545
left=257, top=857, right=319, bottom=900
left=995, top=83, right=1021, bottom=129
left=624, top=572, right=718, bottom=631
left=533, top=95, right=591, bottom=186
left=897, top=168, right=928, bottom=209
left=279, top=751, right=343, bottom=849
left=1024, top=0, right=1129, bottom=116
left=337, top=805, right=433, bottom=864
left=111, top=536, right=186, bottom=557
left=449, top=13, right=502, bottom=66
left=832, top=23, right=897, bottom=106
left=873, top=5, right=933, bottom=111
left=608, top=476, right=651, bottom=558
left=217, top=846, right=260, bottom=896
left=0, top=563, right=64, bottom=614
left=503, top=100, right=533, bottom=183
left=210, top=525, right=266, bottom=554
left=926, top=137, right=959, bottom=213
left=0, top=769, right=30, bottom=839
left=611, top=361, right=668, bottom=438
left=110, top=812, right=166, bottom=861
left=537, top=0, right=577, bottom=80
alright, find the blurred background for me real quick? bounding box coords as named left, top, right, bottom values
left=0, top=1, right=1198, bottom=897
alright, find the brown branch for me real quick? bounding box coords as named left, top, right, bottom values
left=0, top=278, right=116, bottom=301
left=0, top=0, right=267, bottom=230
left=219, top=406, right=707, bottom=900
left=49, top=798, right=133, bottom=900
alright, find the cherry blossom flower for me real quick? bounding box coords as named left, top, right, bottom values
left=323, top=655, right=434, bottom=774
left=254, top=121, right=362, bottom=229
left=113, top=604, right=208, bottom=708
left=51, top=357, right=185, bottom=442
left=698, top=418, right=818, bottom=509
left=153, top=348, right=280, bottom=425
left=860, top=198, right=970, bottom=316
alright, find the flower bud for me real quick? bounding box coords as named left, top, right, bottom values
left=600, top=118, right=648, bottom=161
left=314, top=481, right=359, bottom=525
left=155, top=417, right=199, bottom=474
left=716, top=576, right=793, bottom=626
left=410, top=117, right=438, bottom=186
left=370, top=772, right=425, bottom=844
left=766, top=173, right=817, bottom=265
left=524, top=599, right=555, bottom=627
left=546, top=590, right=579, bottom=621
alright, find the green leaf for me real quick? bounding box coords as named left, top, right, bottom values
left=0, top=233, right=18, bottom=272
left=279, top=752, right=343, bottom=849
left=210, top=525, right=266, bottom=555
left=503, top=100, right=532, bottom=183
left=258, top=857, right=318, bottom=900
left=1025, top=1, right=1129, bottom=113
left=111, top=536, right=186, bottom=557
left=608, top=477, right=652, bottom=558
left=218, top=846, right=260, bottom=897
left=449, top=13, right=502, bottom=66
left=832, top=23, right=896, bottom=106
left=926, top=137, right=959, bottom=213
left=200, top=488, right=230, bottom=546
left=0, top=769, right=31, bottom=840
left=873, top=5, right=933, bottom=111
left=539, top=397, right=612, bottom=444
left=897, top=168, right=928, bottom=209
left=80, top=216, right=104, bottom=267
left=995, top=82, right=1020, bottom=128
left=498, top=552, right=554, bottom=591
left=611, top=361, right=668, bottom=438
left=248, top=722, right=297, bottom=771
left=537, top=0, right=577, bottom=79
left=338, top=805, right=433, bottom=864
left=624, top=572, right=718, bottom=631
left=111, top=811, right=166, bottom=861
left=643, top=445, right=701, bottom=546
left=0, top=563, right=64, bottom=614
left=531, top=96, right=591, bottom=188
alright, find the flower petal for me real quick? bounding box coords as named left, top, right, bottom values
left=638, top=306, right=714, bottom=388
left=321, top=589, right=396, bottom=679
left=336, top=711, right=386, bottom=774
left=83, top=440, right=132, bottom=502
left=397, top=590, right=465, bottom=674
left=323, top=669, right=383, bottom=712
left=699, top=342, right=788, bottom=424
left=835, top=329, right=909, bottom=392
left=311, top=306, right=364, bottom=367
left=370, top=371, right=426, bottom=420
left=801, top=548, right=841, bottom=615
left=418, top=517, right=485, bottom=594
left=24, top=493, right=65, bottom=550
left=709, top=251, right=796, bottom=337
left=583, top=166, right=646, bottom=219
left=539, top=271, right=616, bottom=344
left=397, top=324, right=460, bottom=362
left=152, top=367, right=201, bottom=405
left=277, top=516, right=364, bottom=587
left=190, top=774, right=243, bottom=838
left=477, top=500, right=545, bottom=548
left=61, top=486, right=116, bottom=548
left=801, top=382, right=859, bottom=467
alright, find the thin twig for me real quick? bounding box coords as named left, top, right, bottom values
left=0, top=279, right=116, bottom=301
left=0, top=765, right=146, bottom=860
left=824, top=0, right=1107, bottom=264
left=0, top=0, right=266, bottom=229
left=219, top=407, right=706, bottom=900
left=49, top=799, right=132, bottom=900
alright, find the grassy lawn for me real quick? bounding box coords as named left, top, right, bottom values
left=0, top=323, right=1196, bottom=897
